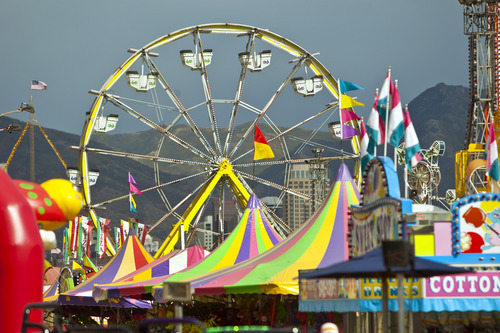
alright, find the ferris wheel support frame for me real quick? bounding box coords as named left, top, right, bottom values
left=153, top=159, right=251, bottom=258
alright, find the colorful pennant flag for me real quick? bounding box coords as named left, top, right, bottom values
left=63, top=227, right=69, bottom=265
left=43, top=259, right=53, bottom=277
left=80, top=216, right=93, bottom=258
left=341, top=124, right=361, bottom=140
left=128, top=172, right=143, bottom=212
left=137, top=222, right=148, bottom=245
left=77, top=220, right=83, bottom=261
left=70, top=217, right=79, bottom=253
left=340, top=109, right=361, bottom=140
left=486, top=122, right=500, bottom=183
left=83, top=254, right=98, bottom=272
left=254, top=126, right=274, bottom=160
left=96, top=217, right=110, bottom=259
left=129, top=182, right=143, bottom=195
left=72, top=261, right=87, bottom=280
left=338, top=79, right=364, bottom=94
left=120, top=219, right=131, bottom=244
left=31, top=80, right=47, bottom=91
left=377, top=71, right=392, bottom=124
left=128, top=172, right=137, bottom=184
left=340, top=108, right=361, bottom=122
left=129, top=193, right=138, bottom=213
left=114, top=227, right=121, bottom=250
left=340, top=94, right=364, bottom=109
left=403, top=106, right=422, bottom=170
left=338, top=79, right=364, bottom=140
left=366, top=90, right=385, bottom=152
left=388, top=83, right=405, bottom=147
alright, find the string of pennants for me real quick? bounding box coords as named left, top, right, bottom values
left=62, top=215, right=148, bottom=265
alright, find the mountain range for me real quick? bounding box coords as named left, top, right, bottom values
left=0, top=82, right=469, bottom=243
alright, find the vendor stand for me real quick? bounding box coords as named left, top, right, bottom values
left=299, top=157, right=500, bottom=332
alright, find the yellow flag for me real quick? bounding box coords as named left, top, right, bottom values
left=72, top=260, right=87, bottom=279
left=340, top=94, right=364, bottom=108
left=254, top=126, right=274, bottom=160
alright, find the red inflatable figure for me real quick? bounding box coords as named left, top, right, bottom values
left=0, top=169, right=44, bottom=333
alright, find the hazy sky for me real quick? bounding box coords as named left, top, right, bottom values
left=1, top=0, right=467, bottom=135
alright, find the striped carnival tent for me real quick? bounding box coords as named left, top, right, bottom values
left=44, top=229, right=154, bottom=307
left=116, top=245, right=210, bottom=283
left=93, top=194, right=282, bottom=301
left=90, top=245, right=209, bottom=301
left=151, top=162, right=360, bottom=298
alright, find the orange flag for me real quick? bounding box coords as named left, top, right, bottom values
left=254, top=126, right=274, bottom=160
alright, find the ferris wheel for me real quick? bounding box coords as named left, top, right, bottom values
left=78, top=23, right=361, bottom=257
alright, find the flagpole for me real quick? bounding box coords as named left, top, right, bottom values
left=383, top=66, right=391, bottom=158
left=29, top=82, right=35, bottom=182
left=129, top=175, right=132, bottom=223
left=404, top=103, right=409, bottom=199
left=393, top=79, right=398, bottom=172
left=338, top=79, right=345, bottom=162
left=372, top=88, right=379, bottom=157
left=338, top=79, right=343, bottom=141
left=253, top=160, right=256, bottom=192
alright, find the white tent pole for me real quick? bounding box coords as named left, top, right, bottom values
left=397, top=272, right=405, bottom=333
left=383, top=66, right=391, bottom=157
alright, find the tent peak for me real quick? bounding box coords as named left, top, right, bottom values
left=335, top=163, right=354, bottom=182
left=246, top=194, right=261, bottom=209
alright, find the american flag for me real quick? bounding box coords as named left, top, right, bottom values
left=31, top=80, right=47, bottom=90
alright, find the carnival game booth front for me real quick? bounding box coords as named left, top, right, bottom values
left=299, top=157, right=500, bottom=332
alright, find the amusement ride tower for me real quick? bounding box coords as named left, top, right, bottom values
left=456, top=0, right=500, bottom=196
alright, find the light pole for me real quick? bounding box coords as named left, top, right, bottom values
left=0, top=124, right=23, bottom=133
left=0, top=103, right=35, bottom=118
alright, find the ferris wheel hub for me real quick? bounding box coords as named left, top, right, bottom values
left=218, top=159, right=233, bottom=174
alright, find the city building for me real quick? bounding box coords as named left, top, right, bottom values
left=212, top=199, right=240, bottom=243
left=283, top=163, right=330, bottom=231
left=200, top=215, right=214, bottom=250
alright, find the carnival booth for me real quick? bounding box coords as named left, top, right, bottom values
left=298, top=157, right=500, bottom=332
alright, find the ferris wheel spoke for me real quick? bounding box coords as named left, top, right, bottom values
left=259, top=201, right=292, bottom=236
left=78, top=145, right=214, bottom=168
left=101, top=93, right=214, bottom=162
left=147, top=57, right=218, bottom=158
left=237, top=169, right=311, bottom=201
left=223, top=34, right=256, bottom=157
left=233, top=157, right=312, bottom=169
left=292, top=111, right=336, bottom=156
left=266, top=103, right=337, bottom=143
left=228, top=58, right=307, bottom=159
left=89, top=169, right=213, bottom=211
left=195, top=31, right=222, bottom=156
left=231, top=103, right=339, bottom=164
left=232, top=147, right=356, bottom=170
left=287, top=135, right=349, bottom=155
left=149, top=174, right=216, bottom=233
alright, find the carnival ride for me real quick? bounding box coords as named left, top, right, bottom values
left=77, top=23, right=361, bottom=258
left=397, top=140, right=455, bottom=207
left=395, top=1, right=500, bottom=206
left=455, top=0, right=500, bottom=198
